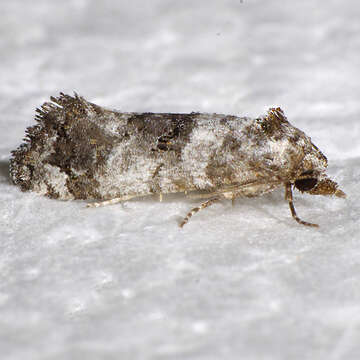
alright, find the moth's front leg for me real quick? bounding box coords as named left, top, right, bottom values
left=285, top=183, right=319, bottom=227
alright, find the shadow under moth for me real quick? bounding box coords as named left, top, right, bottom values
left=10, top=93, right=346, bottom=227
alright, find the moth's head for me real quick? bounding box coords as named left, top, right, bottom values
left=294, top=171, right=346, bottom=198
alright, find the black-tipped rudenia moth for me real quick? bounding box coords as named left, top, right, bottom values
left=10, top=93, right=345, bottom=227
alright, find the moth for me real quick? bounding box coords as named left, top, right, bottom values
left=10, top=93, right=346, bottom=227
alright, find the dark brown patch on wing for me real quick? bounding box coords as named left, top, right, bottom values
left=127, top=112, right=198, bottom=155
left=10, top=93, right=117, bottom=199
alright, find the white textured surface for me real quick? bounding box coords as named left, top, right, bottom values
left=1, top=1, right=359, bottom=359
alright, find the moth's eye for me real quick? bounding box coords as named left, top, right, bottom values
left=294, top=178, right=318, bottom=192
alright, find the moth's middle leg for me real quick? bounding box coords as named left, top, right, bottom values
left=180, top=197, right=220, bottom=228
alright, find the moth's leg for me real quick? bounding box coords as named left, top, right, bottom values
left=159, top=193, right=163, bottom=202
left=285, top=183, right=319, bottom=227
left=86, top=194, right=141, bottom=208
left=180, top=197, right=220, bottom=228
